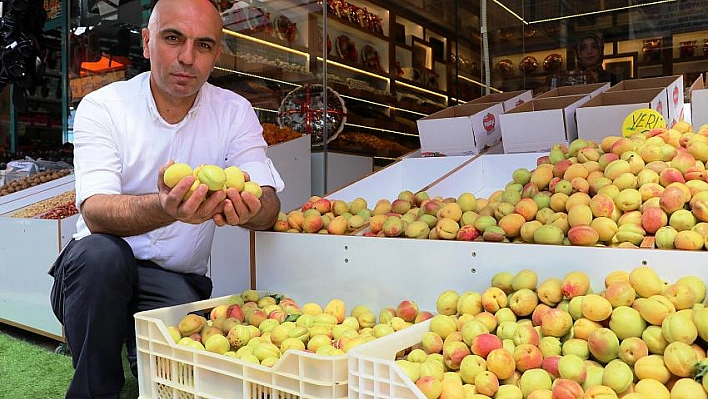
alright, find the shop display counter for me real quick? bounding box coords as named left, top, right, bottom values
left=255, top=231, right=707, bottom=315
left=0, top=174, right=75, bottom=215
left=254, top=151, right=708, bottom=311
left=0, top=175, right=76, bottom=341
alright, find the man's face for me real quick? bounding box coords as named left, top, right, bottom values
left=142, top=1, right=222, bottom=100
left=579, top=37, right=601, bottom=69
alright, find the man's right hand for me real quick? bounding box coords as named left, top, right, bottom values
left=158, top=162, right=227, bottom=225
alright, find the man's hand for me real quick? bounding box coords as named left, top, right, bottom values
left=158, top=162, right=227, bottom=225
left=212, top=178, right=262, bottom=227
left=213, top=185, right=279, bottom=229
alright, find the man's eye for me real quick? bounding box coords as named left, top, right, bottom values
left=199, top=43, right=213, bottom=50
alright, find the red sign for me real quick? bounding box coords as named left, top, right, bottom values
left=483, top=113, right=496, bottom=132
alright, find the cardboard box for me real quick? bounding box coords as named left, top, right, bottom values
left=499, top=94, right=591, bottom=153
left=607, top=75, right=684, bottom=125
left=535, top=82, right=610, bottom=100
left=467, top=90, right=533, bottom=112
left=417, top=102, right=504, bottom=156
left=576, top=88, right=667, bottom=143
left=690, top=73, right=708, bottom=129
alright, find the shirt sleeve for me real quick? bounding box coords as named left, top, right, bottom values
left=225, top=102, right=285, bottom=192
left=72, top=94, right=123, bottom=209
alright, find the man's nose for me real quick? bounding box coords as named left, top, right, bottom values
left=178, top=44, right=196, bottom=65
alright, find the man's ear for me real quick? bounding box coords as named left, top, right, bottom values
left=141, top=28, right=151, bottom=59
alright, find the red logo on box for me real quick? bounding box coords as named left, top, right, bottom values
left=483, top=113, right=496, bottom=132
left=673, top=86, right=679, bottom=106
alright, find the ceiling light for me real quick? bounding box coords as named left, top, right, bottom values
left=492, top=0, right=528, bottom=25
left=529, top=0, right=678, bottom=24
left=492, top=0, right=677, bottom=25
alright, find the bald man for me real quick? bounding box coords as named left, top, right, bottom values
left=49, top=0, right=283, bottom=396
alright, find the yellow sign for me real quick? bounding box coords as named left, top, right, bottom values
left=621, top=108, right=666, bottom=137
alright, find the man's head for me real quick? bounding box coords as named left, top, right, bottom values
left=142, top=0, right=223, bottom=102
left=576, top=32, right=604, bottom=70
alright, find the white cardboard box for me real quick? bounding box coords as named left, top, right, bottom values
left=576, top=88, right=667, bottom=143
left=535, top=82, right=610, bottom=100
left=499, top=94, right=591, bottom=153
left=324, top=155, right=473, bottom=205
left=417, top=102, right=504, bottom=156
left=690, top=73, right=708, bottom=129
left=606, top=75, right=684, bottom=125
left=467, top=89, right=533, bottom=111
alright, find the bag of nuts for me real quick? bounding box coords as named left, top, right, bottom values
left=5, top=159, right=39, bottom=184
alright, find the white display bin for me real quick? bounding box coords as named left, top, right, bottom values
left=210, top=135, right=312, bottom=297
left=254, top=153, right=708, bottom=312
left=255, top=232, right=708, bottom=323
left=266, top=134, right=312, bottom=212
left=311, top=151, right=374, bottom=198
left=0, top=175, right=77, bottom=341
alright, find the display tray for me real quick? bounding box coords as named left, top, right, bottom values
left=255, top=231, right=708, bottom=325
left=0, top=174, right=75, bottom=215
left=255, top=149, right=708, bottom=312
left=135, top=295, right=349, bottom=399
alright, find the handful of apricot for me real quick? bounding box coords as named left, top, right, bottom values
left=163, top=163, right=262, bottom=199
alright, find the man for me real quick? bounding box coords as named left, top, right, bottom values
left=49, top=0, right=283, bottom=397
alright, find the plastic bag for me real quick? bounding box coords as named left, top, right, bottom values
left=5, top=158, right=39, bottom=183
left=5, top=157, right=73, bottom=183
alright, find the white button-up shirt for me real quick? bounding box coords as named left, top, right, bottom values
left=72, top=71, right=284, bottom=274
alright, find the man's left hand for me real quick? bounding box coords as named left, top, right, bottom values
left=213, top=188, right=262, bottom=227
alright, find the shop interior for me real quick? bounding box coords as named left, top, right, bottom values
left=2, top=1, right=708, bottom=398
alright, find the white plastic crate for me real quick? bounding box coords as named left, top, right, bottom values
left=348, top=320, right=431, bottom=399
left=134, top=295, right=349, bottom=399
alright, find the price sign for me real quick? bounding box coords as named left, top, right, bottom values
left=621, top=108, right=666, bottom=137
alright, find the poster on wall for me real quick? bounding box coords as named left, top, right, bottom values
left=44, top=0, right=61, bottom=20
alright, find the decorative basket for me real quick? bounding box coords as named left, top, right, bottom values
left=278, top=84, right=347, bottom=146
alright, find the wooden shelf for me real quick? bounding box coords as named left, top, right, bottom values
left=324, top=54, right=390, bottom=78
left=321, top=10, right=388, bottom=41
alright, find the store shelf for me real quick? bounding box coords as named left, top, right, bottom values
left=212, top=0, right=487, bottom=158
left=318, top=11, right=389, bottom=42
left=322, top=55, right=390, bottom=79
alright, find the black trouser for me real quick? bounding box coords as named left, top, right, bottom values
left=49, top=234, right=212, bottom=399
